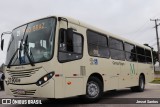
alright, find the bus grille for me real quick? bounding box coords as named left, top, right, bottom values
left=7, top=67, right=41, bottom=78
left=10, top=89, right=36, bottom=95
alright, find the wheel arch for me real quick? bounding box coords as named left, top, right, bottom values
left=139, top=73, right=145, bottom=84
left=88, top=73, right=104, bottom=91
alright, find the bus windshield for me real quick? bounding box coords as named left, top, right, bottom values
left=5, top=17, right=56, bottom=66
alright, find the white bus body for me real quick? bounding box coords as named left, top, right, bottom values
left=3, top=16, right=154, bottom=102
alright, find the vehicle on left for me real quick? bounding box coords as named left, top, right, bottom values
left=0, top=72, right=4, bottom=90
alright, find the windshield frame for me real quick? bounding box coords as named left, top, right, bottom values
left=5, top=16, right=57, bottom=66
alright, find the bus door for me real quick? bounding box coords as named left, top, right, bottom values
left=58, top=21, right=85, bottom=97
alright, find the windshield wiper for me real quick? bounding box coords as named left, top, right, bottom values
left=7, top=38, right=24, bottom=68
left=7, top=48, right=19, bottom=68
left=7, top=35, right=35, bottom=68
left=7, top=36, right=35, bottom=68
left=24, top=35, right=35, bottom=66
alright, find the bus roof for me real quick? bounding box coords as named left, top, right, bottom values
left=63, top=16, right=151, bottom=50
left=13, top=15, right=151, bottom=50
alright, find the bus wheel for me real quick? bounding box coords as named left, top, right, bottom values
left=131, top=75, right=145, bottom=92
left=84, top=77, right=103, bottom=102
left=0, top=81, right=4, bottom=90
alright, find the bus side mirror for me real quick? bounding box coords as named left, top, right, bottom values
left=66, top=28, right=73, bottom=52
left=66, top=28, right=73, bottom=40
left=1, top=31, right=12, bottom=51
left=1, top=39, right=4, bottom=51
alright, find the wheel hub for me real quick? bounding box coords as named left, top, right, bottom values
left=87, top=82, right=99, bottom=98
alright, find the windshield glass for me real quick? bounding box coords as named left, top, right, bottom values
left=5, top=17, right=56, bottom=65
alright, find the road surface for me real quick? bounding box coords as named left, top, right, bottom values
left=0, top=83, right=159, bottom=107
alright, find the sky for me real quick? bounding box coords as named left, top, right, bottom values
left=0, top=0, right=160, bottom=65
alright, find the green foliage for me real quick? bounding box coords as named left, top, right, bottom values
left=150, top=79, right=160, bottom=84
left=152, top=50, right=158, bottom=65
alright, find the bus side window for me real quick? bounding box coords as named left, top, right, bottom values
left=109, top=37, right=125, bottom=60
left=87, top=30, right=109, bottom=58
left=58, top=29, right=83, bottom=62
left=136, top=46, right=146, bottom=63
left=145, top=49, right=152, bottom=63
left=124, top=42, right=137, bottom=62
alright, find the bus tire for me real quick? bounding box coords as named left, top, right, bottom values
left=0, top=81, right=4, bottom=90
left=83, top=76, right=103, bottom=103
left=131, top=75, right=145, bottom=92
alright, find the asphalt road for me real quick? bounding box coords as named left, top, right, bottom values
left=0, top=83, right=160, bottom=107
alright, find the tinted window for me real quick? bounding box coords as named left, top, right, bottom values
left=136, top=46, right=148, bottom=63
left=110, top=49, right=125, bottom=60
left=124, top=43, right=137, bottom=62
left=109, top=38, right=125, bottom=60
left=87, top=30, right=109, bottom=58
left=124, top=43, right=136, bottom=53
left=59, top=29, right=83, bottom=62
left=137, top=55, right=146, bottom=62
left=136, top=46, right=145, bottom=55
left=88, top=44, right=109, bottom=57
left=126, top=52, right=137, bottom=61
left=87, top=31, right=107, bottom=47
left=109, top=38, right=123, bottom=50
left=146, top=57, right=152, bottom=63
left=145, top=49, right=152, bottom=63
left=73, top=34, right=82, bottom=53
left=145, top=49, right=151, bottom=57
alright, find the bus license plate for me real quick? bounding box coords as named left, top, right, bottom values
left=7, top=77, right=21, bottom=84
left=16, top=89, right=25, bottom=95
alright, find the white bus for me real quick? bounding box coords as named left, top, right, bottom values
left=1, top=16, right=154, bottom=102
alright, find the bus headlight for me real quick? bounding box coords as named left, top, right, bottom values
left=44, top=76, right=48, bottom=82
left=36, top=72, right=55, bottom=86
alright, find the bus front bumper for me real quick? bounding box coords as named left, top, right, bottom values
left=5, top=79, right=55, bottom=98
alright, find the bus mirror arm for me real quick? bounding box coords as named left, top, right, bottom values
left=58, top=17, right=69, bottom=28
left=58, top=17, right=74, bottom=42
left=1, top=33, right=4, bottom=51
left=1, top=31, right=12, bottom=51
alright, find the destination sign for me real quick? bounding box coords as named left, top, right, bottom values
left=16, top=22, right=45, bottom=36
left=25, top=23, right=45, bottom=33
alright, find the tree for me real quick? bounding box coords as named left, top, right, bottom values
left=152, top=50, right=158, bottom=65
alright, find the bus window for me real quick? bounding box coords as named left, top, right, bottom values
left=58, top=29, right=83, bottom=62
left=124, top=42, right=137, bottom=62
left=87, top=30, right=109, bottom=58
left=109, top=37, right=125, bottom=60
left=136, top=46, right=146, bottom=63
left=145, top=49, right=151, bottom=57
left=145, top=49, right=152, bottom=63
